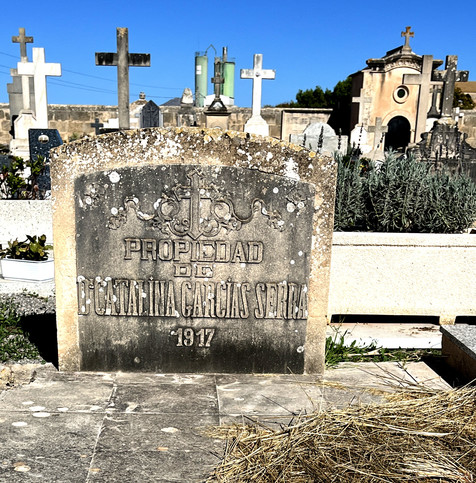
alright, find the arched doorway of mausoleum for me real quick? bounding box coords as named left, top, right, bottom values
left=385, top=116, right=411, bottom=152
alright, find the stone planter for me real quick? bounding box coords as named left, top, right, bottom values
left=0, top=258, right=54, bottom=281
left=328, top=232, right=476, bottom=325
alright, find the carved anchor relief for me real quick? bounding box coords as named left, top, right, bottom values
left=107, top=168, right=284, bottom=238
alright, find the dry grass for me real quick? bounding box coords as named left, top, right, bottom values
left=207, top=385, right=476, bottom=482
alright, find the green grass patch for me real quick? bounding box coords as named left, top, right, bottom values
left=0, top=298, right=41, bottom=362
left=325, top=329, right=440, bottom=368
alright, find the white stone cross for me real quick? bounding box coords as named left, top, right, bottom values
left=352, top=87, right=372, bottom=124
left=368, top=117, right=388, bottom=149
left=17, top=48, right=61, bottom=128
left=241, top=54, right=275, bottom=118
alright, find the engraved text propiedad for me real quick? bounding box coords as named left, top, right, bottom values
left=75, top=166, right=314, bottom=371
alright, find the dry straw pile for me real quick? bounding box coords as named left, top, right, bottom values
left=208, top=386, right=476, bottom=482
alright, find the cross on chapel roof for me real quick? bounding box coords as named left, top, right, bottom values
left=401, top=26, right=414, bottom=52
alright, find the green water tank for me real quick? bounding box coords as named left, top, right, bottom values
left=222, top=61, right=235, bottom=101
left=195, top=52, right=208, bottom=107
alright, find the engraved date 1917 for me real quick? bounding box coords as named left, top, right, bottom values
left=174, top=328, right=215, bottom=347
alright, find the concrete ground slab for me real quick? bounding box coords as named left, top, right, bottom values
left=0, top=362, right=451, bottom=482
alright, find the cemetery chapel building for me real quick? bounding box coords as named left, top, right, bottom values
left=350, top=27, right=469, bottom=153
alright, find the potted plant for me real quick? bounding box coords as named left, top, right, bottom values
left=0, top=235, right=54, bottom=281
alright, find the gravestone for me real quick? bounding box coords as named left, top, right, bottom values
left=290, top=122, right=347, bottom=154
left=28, top=128, right=63, bottom=193
left=51, top=128, right=337, bottom=374
left=140, top=100, right=161, bottom=128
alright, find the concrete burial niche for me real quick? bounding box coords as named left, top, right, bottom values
left=51, top=128, right=336, bottom=373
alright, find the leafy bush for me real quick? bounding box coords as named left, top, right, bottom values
left=0, top=155, right=47, bottom=199
left=0, top=299, right=41, bottom=362
left=334, top=152, right=476, bottom=233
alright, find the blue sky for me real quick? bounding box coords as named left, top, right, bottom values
left=0, top=0, right=475, bottom=108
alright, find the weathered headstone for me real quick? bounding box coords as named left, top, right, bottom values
left=140, top=100, right=161, bottom=128
left=51, top=128, right=337, bottom=374
left=240, top=54, right=275, bottom=136
left=433, top=55, right=469, bottom=118
left=96, top=28, right=151, bottom=130
left=28, top=128, right=63, bottom=193
left=290, top=122, right=347, bottom=154
left=350, top=125, right=371, bottom=154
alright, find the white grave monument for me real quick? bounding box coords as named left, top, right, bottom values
left=17, top=48, right=61, bottom=129
left=11, top=47, right=61, bottom=158
left=240, top=54, right=275, bottom=136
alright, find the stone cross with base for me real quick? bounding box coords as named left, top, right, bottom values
left=403, top=55, right=436, bottom=143
left=96, top=27, right=150, bottom=130
left=12, top=27, right=34, bottom=112
left=206, top=58, right=226, bottom=112
left=17, top=47, right=61, bottom=128
left=401, top=26, right=414, bottom=52
left=368, top=117, right=388, bottom=150
left=433, top=55, right=469, bottom=118
left=352, top=87, right=372, bottom=125
left=240, top=54, right=275, bottom=136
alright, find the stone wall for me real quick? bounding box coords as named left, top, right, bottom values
left=0, top=103, right=333, bottom=147
left=0, top=103, right=118, bottom=146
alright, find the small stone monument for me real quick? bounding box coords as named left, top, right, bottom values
left=240, top=54, right=275, bottom=136
left=51, top=128, right=337, bottom=374
left=204, top=59, right=230, bottom=130
left=290, top=122, right=348, bottom=154
left=177, top=88, right=196, bottom=127
left=140, top=100, right=161, bottom=128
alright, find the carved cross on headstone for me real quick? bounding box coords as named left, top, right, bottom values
left=12, top=27, right=34, bottom=112
left=401, top=26, right=414, bottom=52
left=432, top=55, right=469, bottom=118
left=17, top=47, right=61, bottom=128
left=352, top=87, right=372, bottom=124
left=403, top=55, right=437, bottom=143
left=96, top=28, right=150, bottom=130
left=12, top=27, right=33, bottom=61
left=368, top=117, right=388, bottom=149
left=240, top=54, right=275, bottom=118
left=90, top=118, right=104, bottom=135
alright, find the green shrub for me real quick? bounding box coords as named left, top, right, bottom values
left=0, top=299, right=41, bottom=362
left=0, top=155, right=47, bottom=199
left=334, top=152, right=476, bottom=233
